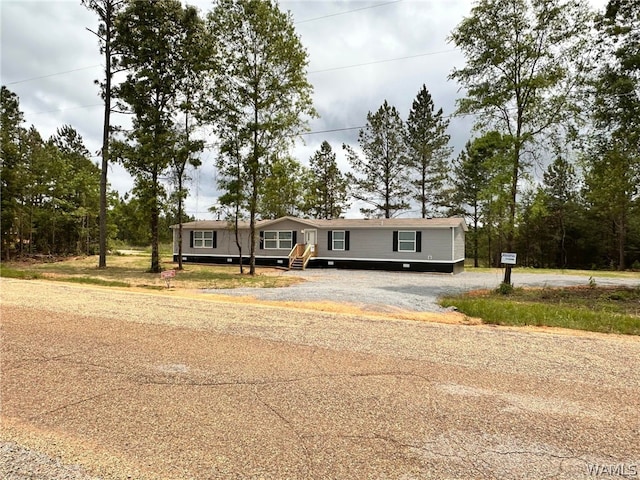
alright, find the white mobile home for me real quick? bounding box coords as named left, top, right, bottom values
left=172, top=216, right=466, bottom=273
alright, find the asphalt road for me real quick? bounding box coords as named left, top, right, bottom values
left=1, top=278, right=639, bottom=480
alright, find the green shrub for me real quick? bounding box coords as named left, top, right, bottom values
left=496, top=282, right=514, bottom=295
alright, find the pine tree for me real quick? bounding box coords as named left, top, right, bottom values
left=114, top=0, right=201, bottom=272
left=0, top=87, right=25, bottom=259
left=451, top=132, right=510, bottom=267
left=343, top=100, right=410, bottom=218
left=303, top=141, right=349, bottom=219
left=541, top=155, right=579, bottom=268
left=82, top=0, right=123, bottom=268
left=405, top=85, right=452, bottom=218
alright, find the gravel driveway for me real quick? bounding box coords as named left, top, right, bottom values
left=208, top=269, right=640, bottom=312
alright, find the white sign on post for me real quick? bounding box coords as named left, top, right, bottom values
left=501, top=252, right=517, bottom=265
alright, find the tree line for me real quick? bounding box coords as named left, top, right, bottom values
left=0, top=88, right=181, bottom=258
left=1, top=0, right=638, bottom=272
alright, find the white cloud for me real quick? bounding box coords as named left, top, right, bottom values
left=1, top=0, right=608, bottom=220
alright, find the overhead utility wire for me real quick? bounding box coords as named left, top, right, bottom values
left=21, top=46, right=458, bottom=116
left=294, top=0, right=403, bottom=24
left=299, top=110, right=469, bottom=136
left=309, top=49, right=458, bottom=74
left=27, top=103, right=103, bottom=116
left=6, top=65, right=101, bottom=86
left=8, top=0, right=404, bottom=86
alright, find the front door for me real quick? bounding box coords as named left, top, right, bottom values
left=305, top=229, right=317, bottom=252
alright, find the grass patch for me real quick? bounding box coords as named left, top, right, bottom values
left=440, top=285, right=640, bottom=335
left=50, top=276, right=130, bottom=288
left=0, top=266, right=43, bottom=280
left=462, top=266, right=640, bottom=279
left=0, top=254, right=300, bottom=290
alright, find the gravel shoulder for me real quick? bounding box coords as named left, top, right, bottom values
left=1, top=278, right=639, bottom=479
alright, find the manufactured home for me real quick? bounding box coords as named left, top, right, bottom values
left=172, top=216, right=467, bottom=273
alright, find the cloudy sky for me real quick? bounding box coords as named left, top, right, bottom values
left=1, top=0, right=607, bottom=219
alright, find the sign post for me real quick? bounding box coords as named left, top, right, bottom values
left=161, top=269, right=176, bottom=288
left=501, top=252, right=517, bottom=285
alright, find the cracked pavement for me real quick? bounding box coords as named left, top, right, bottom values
left=1, top=278, right=639, bottom=479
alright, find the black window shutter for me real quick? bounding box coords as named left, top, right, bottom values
left=259, top=230, right=264, bottom=249
left=345, top=231, right=350, bottom=251
left=416, top=231, right=421, bottom=252
left=292, top=230, right=297, bottom=245
left=213, top=231, right=217, bottom=249
left=190, top=231, right=194, bottom=248
left=327, top=231, right=333, bottom=251
left=392, top=231, right=398, bottom=251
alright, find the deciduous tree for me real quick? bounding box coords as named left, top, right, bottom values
left=207, top=0, right=315, bottom=274
left=259, top=155, right=305, bottom=219
left=586, top=0, right=640, bottom=269
left=449, top=0, right=592, bottom=281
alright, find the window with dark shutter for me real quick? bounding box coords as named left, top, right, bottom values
left=398, top=231, right=417, bottom=252
left=392, top=231, right=398, bottom=251
left=345, top=231, right=350, bottom=251
left=331, top=231, right=346, bottom=250
left=213, top=231, right=217, bottom=249
left=190, top=231, right=194, bottom=248
left=327, top=231, right=333, bottom=251
left=416, top=231, right=421, bottom=252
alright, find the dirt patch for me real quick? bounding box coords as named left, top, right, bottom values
left=118, top=287, right=478, bottom=326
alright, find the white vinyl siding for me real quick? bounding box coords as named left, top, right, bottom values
left=264, top=231, right=293, bottom=250
left=194, top=231, right=214, bottom=248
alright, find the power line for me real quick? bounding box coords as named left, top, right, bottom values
left=6, top=1, right=405, bottom=86
left=309, top=49, right=458, bottom=74
left=299, top=110, right=471, bottom=137
left=18, top=46, right=459, bottom=117
left=10, top=46, right=456, bottom=92
left=294, top=0, right=403, bottom=24
left=6, top=65, right=102, bottom=86
left=26, top=103, right=103, bottom=116
left=300, top=125, right=365, bottom=136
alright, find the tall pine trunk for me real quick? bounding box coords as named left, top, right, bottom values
left=98, top=24, right=111, bottom=269
left=150, top=168, right=160, bottom=273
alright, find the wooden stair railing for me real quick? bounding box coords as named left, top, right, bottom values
left=288, top=244, right=314, bottom=270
